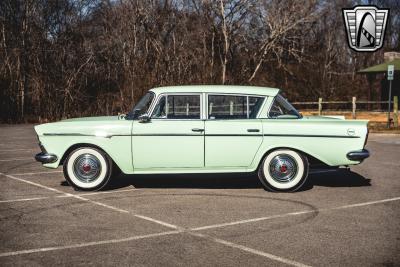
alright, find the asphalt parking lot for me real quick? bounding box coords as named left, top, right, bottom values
left=0, top=124, right=399, bottom=266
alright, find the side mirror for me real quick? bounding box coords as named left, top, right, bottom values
left=118, top=113, right=126, bottom=120
left=138, top=114, right=151, bottom=123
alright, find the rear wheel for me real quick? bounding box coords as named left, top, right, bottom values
left=63, top=147, right=112, bottom=191
left=258, top=149, right=309, bottom=192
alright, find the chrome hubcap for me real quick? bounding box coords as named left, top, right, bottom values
left=73, top=154, right=101, bottom=183
left=269, top=154, right=298, bottom=183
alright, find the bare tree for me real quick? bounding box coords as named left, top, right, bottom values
left=248, top=0, right=320, bottom=82
left=219, top=0, right=228, bottom=84
left=0, top=0, right=398, bottom=122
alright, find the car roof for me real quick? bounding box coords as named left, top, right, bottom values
left=149, top=85, right=280, bottom=96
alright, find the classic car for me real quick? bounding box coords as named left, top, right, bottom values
left=34, top=85, right=369, bottom=192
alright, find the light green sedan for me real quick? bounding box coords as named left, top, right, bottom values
left=34, top=85, right=369, bottom=192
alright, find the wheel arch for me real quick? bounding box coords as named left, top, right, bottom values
left=255, top=146, right=329, bottom=170
left=60, top=143, right=122, bottom=173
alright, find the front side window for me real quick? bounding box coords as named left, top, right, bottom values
left=129, top=92, right=155, bottom=119
left=151, top=94, right=201, bottom=119
left=208, top=95, right=264, bottom=119
left=268, top=94, right=301, bottom=119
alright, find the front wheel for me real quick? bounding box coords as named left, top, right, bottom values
left=258, top=149, right=309, bottom=192
left=63, top=147, right=113, bottom=191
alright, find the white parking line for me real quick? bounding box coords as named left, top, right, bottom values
left=0, top=230, right=182, bottom=257
left=72, top=194, right=131, bottom=214
left=1, top=173, right=68, bottom=195
left=191, top=211, right=314, bottom=231
left=0, top=196, right=50, bottom=203
left=0, top=148, right=35, bottom=152
left=0, top=143, right=32, bottom=146
left=0, top=158, right=33, bottom=162
left=191, top=196, right=400, bottom=231
left=7, top=171, right=63, bottom=176
left=326, top=197, right=400, bottom=210
left=191, top=232, right=310, bottom=267
left=0, top=188, right=139, bottom=204
left=134, top=214, right=181, bottom=230
left=1, top=137, right=36, bottom=140
left=0, top=172, right=178, bottom=227
left=76, top=188, right=138, bottom=197
left=0, top=172, right=309, bottom=266
left=7, top=173, right=398, bottom=266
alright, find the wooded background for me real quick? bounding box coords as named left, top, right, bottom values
left=1, top=0, right=399, bottom=122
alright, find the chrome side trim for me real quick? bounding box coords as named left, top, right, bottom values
left=131, top=134, right=203, bottom=136
left=43, top=133, right=95, bottom=137
left=263, top=134, right=360, bottom=138
left=42, top=133, right=116, bottom=138
left=42, top=133, right=359, bottom=138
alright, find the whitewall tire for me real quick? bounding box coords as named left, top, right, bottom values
left=63, top=147, right=113, bottom=191
left=258, top=149, right=309, bottom=192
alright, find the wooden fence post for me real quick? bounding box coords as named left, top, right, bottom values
left=318, top=98, right=322, bottom=116
left=352, top=97, right=356, bottom=119
left=394, top=96, right=398, bottom=127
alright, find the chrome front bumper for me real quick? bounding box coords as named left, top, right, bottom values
left=35, top=140, right=58, bottom=164
left=346, top=149, right=370, bottom=161
left=35, top=152, right=58, bottom=164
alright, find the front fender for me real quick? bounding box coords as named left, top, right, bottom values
left=38, top=136, right=133, bottom=174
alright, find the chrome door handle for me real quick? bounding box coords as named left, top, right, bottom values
left=247, top=129, right=260, bottom=132
left=192, top=128, right=204, bottom=132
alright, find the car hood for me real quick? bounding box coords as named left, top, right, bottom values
left=34, top=116, right=131, bottom=136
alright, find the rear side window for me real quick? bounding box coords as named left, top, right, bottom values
left=208, top=95, right=264, bottom=119
left=151, top=94, right=201, bottom=119
left=208, top=95, right=246, bottom=119
left=248, top=96, right=264, bottom=118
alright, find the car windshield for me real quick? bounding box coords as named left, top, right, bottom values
left=128, top=92, right=155, bottom=119
left=269, top=94, right=301, bottom=119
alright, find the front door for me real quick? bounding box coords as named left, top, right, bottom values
left=132, top=93, right=204, bottom=169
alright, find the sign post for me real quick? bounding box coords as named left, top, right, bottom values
left=387, top=65, right=394, bottom=128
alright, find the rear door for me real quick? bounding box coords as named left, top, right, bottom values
left=204, top=94, right=265, bottom=167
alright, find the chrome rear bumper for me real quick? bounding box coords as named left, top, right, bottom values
left=35, top=152, right=58, bottom=164
left=346, top=149, right=370, bottom=161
